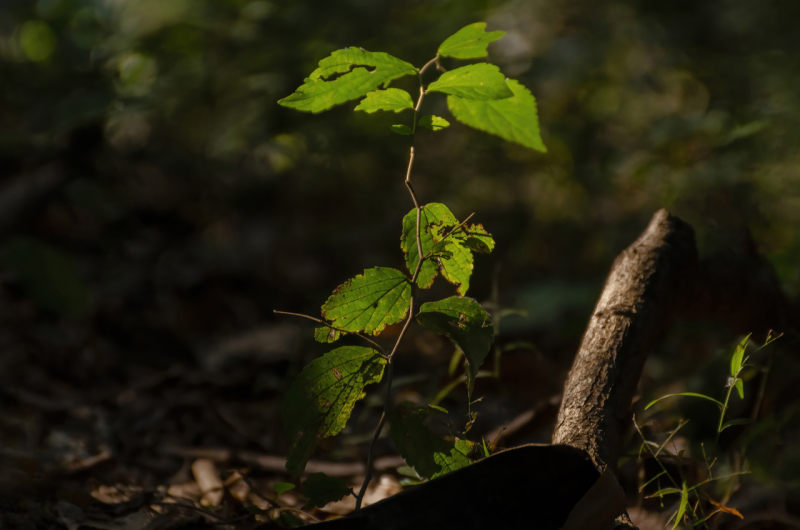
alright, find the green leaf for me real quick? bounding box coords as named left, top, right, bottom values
left=389, top=403, right=475, bottom=479
left=278, top=48, right=417, bottom=113
left=644, top=392, right=724, bottom=411
left=396, top=465, right=422, bottom=480
left=719, top=417, right=752, bottom=432
left=417, top=114, right=450, bottom=131
left=401, top=203, right=494, bottom=295
left=438, top=22, right=505, bottom=59
left=274, top=482, right=296, bottom=495
left=282, top=346, right=386, bottom=476
left=388, top=403, right=447, bottom=478
left=401, top=203, right=458, bottom=289
left=434, top=438, right=475, bottom=476
left=650, top=487, right=682, bottom=497
left=301, top=473, right=351, bottom=509
left=447, top=79, right=547, bottom=152
left=390, top=124, right=412, bottom=135
left=436, top=243, right=473, bottom=295
left=463, top=223, right=495, bottom=253
left=314, top=326, right=341, bottom=343
left=734, top=378, right=744, bottom=400
left=673, top=481, right=689, bottom=529
left=354, top=88, right=414, bottom=113
left=730, top=333, right=751, bottom=378
left=321, top=267, right=411, bottom=335
left=427, top=63, right=513, bottom=100
left=417, top=296, right=494, bottom=393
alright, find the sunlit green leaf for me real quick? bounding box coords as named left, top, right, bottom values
left=417, top=296, right=494, bottom=392
left=447, top=79, right=546, bottom=152
left=389, top=403, right=475, bottom=479
left=428, top=404, right=449, bottom=414
left=644, top=392, right=723, bottom=410
left=462, top=223, right=495, bottom=253
left=391, top=123, right=412, bottom=135
left=734, top=378, right=744, bottom=400
left=673, top=481, right=689, bottom=529
left=282, top=346, right=386, bottom=476
left=417, top=114, right=450, bottom=131
left=396, top=465, right=422, bottom=480
left=730, top=333, right=751, bottom=378
left=355, top=88, right=414, bottom=113
left=278, top=48, right=416, bottom=113
left=400, top=203, right=494, bottom=295
left=438, top=22, right=505, bottom=59
left=437, top=244, right=473, bottom=295
left=428, top=63, right=513, bottom=100
left=274, top=482, right=295, bottom=495
left=301, top=473, right=351, bottom=509
left=401, top=203, right=471, bottom=294
left=434, top=438, right=475, bottom=476
left=309, top=48, right=413, bottom=80
left=650, top=487, right=682, bottom=497
left=314, top=326, right=341, bottom=343
left=321, top=267, right=411, bottom=335
left=401, top=203, right=458, bottom=288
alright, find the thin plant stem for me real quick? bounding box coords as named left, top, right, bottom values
left=355, top=61, right=431, bottom=511
left=632, top=414, right=703, bottom=525
left=655, top=418, right=690, bottom=458
left=751, top=330, right=782, bottom=421
left=439, top=211, right=475, bottom=240
left=272, top=310, right=386, bottom=355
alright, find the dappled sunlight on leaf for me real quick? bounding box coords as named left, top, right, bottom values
left=417, top=296, right=494, bottom=393
left=321, top=267, right=411, bottom=335
left=427, top=63, right=513, bottom=100
left=278, top=48, right=416, bottom=113
left=447, top=79, right=546, bottom=152
left=282, top=346, right=386, bottom=476
left=389, top=403, right=475, bottom=479
left=437, top=22, right=505, bottom=60
left=401, top=203, right=494, bottom=295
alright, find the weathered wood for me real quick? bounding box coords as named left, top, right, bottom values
left=552, top=209, right=697, bottom=471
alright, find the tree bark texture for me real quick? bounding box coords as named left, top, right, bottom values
left=552, top=209, right=697, bottom=471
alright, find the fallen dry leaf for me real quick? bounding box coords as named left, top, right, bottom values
left=191, top=458, right=224, bottom=507
left=708, top=497, right=744, bottom=519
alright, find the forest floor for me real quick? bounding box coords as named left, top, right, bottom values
left=0, top=311, right=566, bottom=529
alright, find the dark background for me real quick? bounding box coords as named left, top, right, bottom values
left=1, top=0, right=799, bottom=527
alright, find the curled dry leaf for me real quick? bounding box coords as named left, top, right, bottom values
left=191, top=458, right=224, bottom=507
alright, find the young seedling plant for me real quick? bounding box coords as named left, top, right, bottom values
left=634, top=331, right=782, bottom=528
left=275, top=22, right=546, bottom=512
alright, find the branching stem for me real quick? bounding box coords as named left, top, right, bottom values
left=355, top=58, right=433, bottom=511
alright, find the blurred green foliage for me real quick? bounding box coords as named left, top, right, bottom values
left=0, top=0, right=798, bottom=364
left=1, top=1, right=799, bottom=522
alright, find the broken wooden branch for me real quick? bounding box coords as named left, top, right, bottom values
left=552, top=209, right=697, bottom=472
